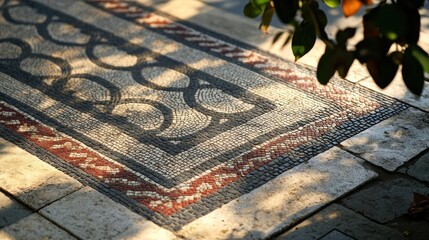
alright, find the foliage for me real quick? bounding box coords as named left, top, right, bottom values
left=244, top=0, right=429, bottom=95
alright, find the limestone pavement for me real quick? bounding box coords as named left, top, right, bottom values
left=0, top=0, right=428, bottom=239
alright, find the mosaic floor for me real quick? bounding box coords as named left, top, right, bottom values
left=0, top=0, right=408, bottom=230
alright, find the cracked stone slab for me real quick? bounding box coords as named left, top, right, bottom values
left=401, top=152, right=429, bottom=183
left=0, top=213, right=76, bottom=240
left=342, top=178, right=429, bottom=223
left=277, top=204, right=403, bottom=240
left=0, top=191, right=33, bottom=228
left=340, top=108, right=429, bottom=171
left=178, top=147, right=377, bottom=240
left=0, top=138, right=83, bottom=209
left=39, top=187, right=177, bottom=240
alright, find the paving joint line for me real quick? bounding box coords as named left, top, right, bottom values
left=263, top=162, right=381, bottom=239
left=36, top=184, right=85, bottom=211
left=338, top=202, right=394, bottom=227
left=336, top=144, right=384, bottom=173
left=34, top=187, right=86, bottom=239
left=268, top=199, right=366, bottom=239
left=396, top=147, right=429, bottom=172
left=338, top=142, right=429, bottom=188
left=0, top=187, right=36, bottom=213
left=265, top=204, right=333, bottom=240
left=35, top=212, right=83, bottom=240
left=0, top=186, right=81, bottom=239
left=327, top=150, right=429, bottom=225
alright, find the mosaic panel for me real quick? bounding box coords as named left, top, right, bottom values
left=0, top=0, right=407, bottom=230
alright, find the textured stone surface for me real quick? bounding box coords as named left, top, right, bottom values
left=386, top=214, right=429, bottom=240
left=0, top=191, right=33, bottom=228
left=139, top=0, right=273, bottom=51
left=342, top=178, right=429, bottom=223
left=179, top=147, right=377, bottom=239
left=0, top=214, right=76, bottom=240
left=39, top=187, right=177, bottom=240
left=340, top=108, right=429, bottom=171
left=359, top=74, right=429, bottom=111
left=0, top=138, right=82, bottom=209
left=277, top=204, right=403, bottom=240
left=404, top=152, right=429, bottom=183
left=319, top=229, right=354, bottom=240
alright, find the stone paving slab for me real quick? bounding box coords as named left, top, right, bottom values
left=400, top=152, right=429, bottom=183
left=359, top=76, right=429, bottom=112
left=277, top=204, right=403, bottom=240
left=39, top=186, right=177, bottom=240
left=319, top=229, right=354, bottom=240
left=340, top=108, right=429, bottom=171
left=0, top=213, right=76, bottom=240
left=0, top=191, right=33, bottom=228
left=342, top=178, right=429, bottom=223
left=178, top=147, right=377, bottom=239
left=386, top=214, right=429, bottom=240
left=0, top=138, right=83, bottom=210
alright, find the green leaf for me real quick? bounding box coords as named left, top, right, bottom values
left=336, top=28, right=356, bottom=47
left=292, top=21, right=316, bottom=61
left=373, top=4, right=407, bottom=41
left=403, top=7, right=421, bottom=45
left=390, top=51, right=403, bottom=65
left=251, top=0, right=270, bottom=9
left=409, top=45, right=429, bottom=73
left=260, top=4, right=275, bottom=33
left=355, top=37, right=392, bottom=64
left=322, top=0, right=340, bottom=8
left=367, top=56, right=399, bottom=89
left=244, top=2, right=262, bottom=18
left=402, top=47, right=425, bottom=95
left=273, top=0, right=299, bottom=24
left=363, top=8, right=381, bottom=39
left=398, top=0, right=425, bottom=9
left=337, top=51, right=355, bottom=78
left=317, top=50, right=337, bottom=85
left=302, top=1, right=328, bottom=40
left=315, top=8, right=328, bottom=29
left=379, top=55, right=399, bottom=89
